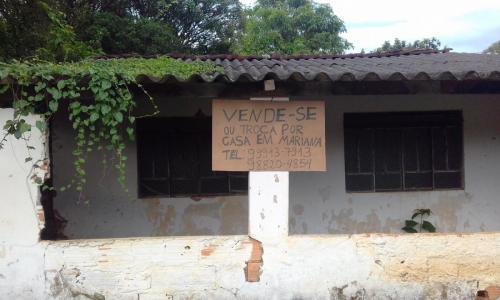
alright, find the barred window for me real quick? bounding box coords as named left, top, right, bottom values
left=344, top=111, right=463, bottom=192
left=137, top=117, right=248, bottom=198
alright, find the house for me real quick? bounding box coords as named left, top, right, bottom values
left=1, top=49, right=500, bottom=299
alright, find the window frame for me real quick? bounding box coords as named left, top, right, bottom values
left=343, top=110, right=464, bottom=193
left=136, top=116, right=248, bottom=199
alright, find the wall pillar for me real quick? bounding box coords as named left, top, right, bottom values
left=248, top=171, right=289, bottom=243
left=248, top=94, right=290, bottom=244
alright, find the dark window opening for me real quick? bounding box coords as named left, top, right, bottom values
left=137, top=117, right=248, bottom=198
left=344, top=111, right=463, bottom=192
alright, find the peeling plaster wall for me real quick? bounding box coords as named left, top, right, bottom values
left=22, top=233, right=500, bottom=299
left=0, top=109, right=47, bottom=244
left=1, top=107, right=500, bottom=299
left=0, top=110, right=48, bottom=299
left=51, top=94, right=500, bottom=238
left=51, top=98, right=248, bottom=239
left=290, top=94, right=500, bottom=234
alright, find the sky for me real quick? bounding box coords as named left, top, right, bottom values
left=240, top=0, right=500, bottom=53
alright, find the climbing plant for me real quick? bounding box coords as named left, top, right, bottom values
left=0, top=57, right=217, bottom=196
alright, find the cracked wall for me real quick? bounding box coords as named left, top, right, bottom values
left=51, top=94, right=500, bottom=238
left=4, top=233, right=493, bottom=299
left=1, top=106, right=500, bottom=299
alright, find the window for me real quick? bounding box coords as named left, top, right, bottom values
left=344, top=111, right=463, bottom=192
left=137, top=117, right=248, bottom=198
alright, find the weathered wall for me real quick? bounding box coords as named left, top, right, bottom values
left=51, top=94, right=500, bottom=238
left=22, top=233, right=500, bottom=299
left=290, top=94, right=500, bottom=234
left=1, top=107, right=500, bottom=299
left=0, top=109, right=48, bottom=299
left=51, top=98, right=248, bottom=239
left=0, top=109, right=47, bottom=244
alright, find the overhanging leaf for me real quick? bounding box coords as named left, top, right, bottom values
left=114, top=112, right=123, bottom=123
left=49, top=100, right=59, bottom=112
left=89, top=112, right=99, bottom=122
left=35, top=120, right=47, bottom=133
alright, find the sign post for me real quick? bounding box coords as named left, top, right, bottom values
left=212, top=99, right=326, bottom=246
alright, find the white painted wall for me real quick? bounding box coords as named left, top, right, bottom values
left=51, top=94, right=500, bottom=238
left=32, top=233, right=500, bottom=299
left=0, top=109, right=46, bottom=245
left=1, top=106, right=500, bottom=299
left=290, top=94, right=500, bottom=234
left=51, top=98, right=248, bottom=239
left=0, top=110, right=48, bottom=299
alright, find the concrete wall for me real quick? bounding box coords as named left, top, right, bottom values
left=51, top=98, right=248, bottom=239
left=1, top=108, right=500, bottom=299
left=0, top=109, right=47, bottom=244
left=0, top=109, right=48, bottom=299
left=290, top=94, right=500, bottom=234
left=2, top=233, right=500, bottom=299
left=52, top=94, right=500, bottom=238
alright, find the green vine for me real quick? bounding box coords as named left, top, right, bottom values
left=0, top=57, right=217, bottom=195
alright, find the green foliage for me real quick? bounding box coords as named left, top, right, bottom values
left=160, top=0, right=243, bottom=54
left=35, top=1, right=96, bottom=62
left=483, top=40, right=500, bottom=54
left=0, top=0, right=52, bottom=61
left=374, top=37, right=443, bottom=53
left=402, top=209, right=436, bottom=233
left=1, top=0, right=243, bottom=60
left=0, top=57, right=217, bottom=195
left=81, top=12, right=181, bottom=56
left=235, top=0, right=352, bottom=55
left=0, top=0, right=95, bottom=62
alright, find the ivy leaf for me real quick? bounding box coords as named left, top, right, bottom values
left=101, top=105, right=111, bottom=114
left=35, top=120, right=47, bottom=133
left=101, top=80, right=112, bottom=90
left=47, top=87, right=61, bottom=100
left=422, top=221, right=436, bottom=232
left=49, top=100, right=59, bottom=112
left=57, top=80, right=66, bottom=90
left=20, top=122, right=31, bottom=131
left=114, top=112, right=123, bottom=123
left=402, top=226, right=418, bottom=233
left=34, top=94, right=44, bottom=102
left=126, top=127, right=134, bottom=140
left=90, top=112, right=99, bottom=122
left=34, top=82, right=46, bottom=93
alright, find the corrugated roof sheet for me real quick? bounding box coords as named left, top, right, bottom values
left=165, top=50, right=500, bottom=83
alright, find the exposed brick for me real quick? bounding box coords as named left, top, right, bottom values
left=486, top=286, right=500, bottom=300
left=244, top=237, right=263, bottom=282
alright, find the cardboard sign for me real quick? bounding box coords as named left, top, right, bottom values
left=212, top=99, right=326, bottom=171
